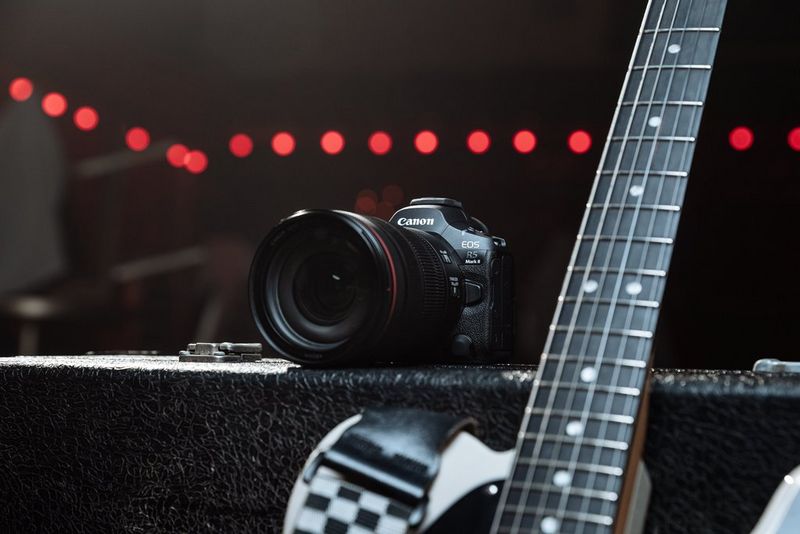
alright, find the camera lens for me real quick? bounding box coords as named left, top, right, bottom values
left=249, top=209, right=462, bottom=365
left=293, top=252, right=358, bottom=325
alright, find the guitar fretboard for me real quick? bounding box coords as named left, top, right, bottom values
left=492, top=0, right=726, bottom=532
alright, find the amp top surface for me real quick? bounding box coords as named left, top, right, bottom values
left=1, top=354, right=799, bottom=533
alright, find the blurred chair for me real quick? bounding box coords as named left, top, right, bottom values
left=0, top=98, right=251, bottom=355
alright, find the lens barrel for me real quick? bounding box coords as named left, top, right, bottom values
left=249, top=210, right=462, bottom=365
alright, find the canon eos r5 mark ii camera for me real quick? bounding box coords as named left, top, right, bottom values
left=249, top=197, right=513, bottom=366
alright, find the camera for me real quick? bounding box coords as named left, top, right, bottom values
left=249, top=197, right=513, bottom=366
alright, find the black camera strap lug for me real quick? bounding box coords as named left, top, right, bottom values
left=178, top=342, right=262, bottom=363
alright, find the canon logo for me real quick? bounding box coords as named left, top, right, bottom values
left=397, top=217, right=435, bottom=226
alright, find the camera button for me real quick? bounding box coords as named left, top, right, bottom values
left=464, top=281, right=483, bottom=305
left=451, top=334, right=474, bottom=358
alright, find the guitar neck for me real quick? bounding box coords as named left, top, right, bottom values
left=492, top=0, right=726, bottom=532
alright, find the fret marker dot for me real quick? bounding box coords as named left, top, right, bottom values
left=541, top=517, right=560, bottom=534
left=580, top=367, right=597, bottom=383
left=553, top=470, right=571, bottom=487
left=629, top=185, right=645, bottom=197
left=566, top=421, right=584, bottom=436
left=487, top=484, right=499, bottom=495
left=668, top=44, right=681, bottom=54
left=583, top=280, right=599, bottom=293
left=625, top=281, right=643, bottom=296
left=648, top=116, right=661, bottom=128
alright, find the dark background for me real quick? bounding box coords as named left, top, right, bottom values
left=0, top=0, right=797, bottom=369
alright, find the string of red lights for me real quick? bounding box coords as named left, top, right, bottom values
left=7, top=76, right=800, bottom=177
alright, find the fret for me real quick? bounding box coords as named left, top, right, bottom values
left=645, top=0, right=726, bottom=31
left=642, top=26, right=719, bottom=34
left=550, top=326, right=652, bottom=339
left=526, top=408, right=635, bottom=427
left=507, top=482, right=619, bottom=503
left=603, top=138, right=696, bottom=174
left=532, top=433, right=629, bottom=473
left=586, top=203, right=680, bottom=212
left=535, top=381, right=641, bottom=397
left=515, top=457, right=626, bottom=476
left=634, top=32, right=720, bottom=69
left=549, top=329, right=653, bottom=361
left=574, top=239, right=672, bottom=273
left=524, top=417, right=635, bottom=463
left=608, top=135, right=694, bottom=143
left=614, top=100, right=702, bottom=140
left=510, top=459, right=624, bottom=498
left=501, top=507, right=614, bottom=526
left=558, top=296, right=661, bottom=309
left=593, top=173, right=687, bottom=206
left=556, top=299, right=659, bottom=334
left=619, top=100, right=702, bottom=107
left=577, top=235, right=673, bottom=245
left=623, top=66, right=711, bottom=103
left=599, top=169, right=687, bottom=177
left=631, top=64, right=710, bottom=70
left=540, top=355, right=649, bottom=369
left=568, top=266, right=666, bottom=277
left=537, top=358, right=647, bottom=392
left=531, top=382, right=643, bottom=421
left=584, top=205, right=680, bottom=239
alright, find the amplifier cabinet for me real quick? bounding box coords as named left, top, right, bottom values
left=1, top=356, right=798, bottom=533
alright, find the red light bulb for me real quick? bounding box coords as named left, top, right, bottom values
left=229, top=133, right=254, bottom=158
left=41, top=92, right=67, bottom=117
left=513, top=130, right=537, bottom=153
left=568, top=130, right=592, bottom=154
left=414, top=131, right=438, bottom=155
left=368, top=131, right=392, bottom=155
left=73, top=107, right=99, bottom=131
left=9, top=78, right=34, bottom=102
left=272, top=132, right=296, bottom=156
left=125, top=127, right=150, bottom=152
left=729, top=126, right=754, bottom=151
left=467, top=130, right=491, bottom=154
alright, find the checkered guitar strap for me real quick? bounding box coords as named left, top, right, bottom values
left=294, top=473, right=414, bottom=534
left=287, top=408, right=477, bottom=534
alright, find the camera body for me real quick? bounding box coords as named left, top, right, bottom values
left=387, top=197, right=513, bottom=362
left=249, top=197, right=513, bottom=366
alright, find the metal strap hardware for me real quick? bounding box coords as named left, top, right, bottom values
left=178, top=342, right=262, bottom=363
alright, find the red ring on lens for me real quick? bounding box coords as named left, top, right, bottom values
left=364, top=225, right=397, bottom=324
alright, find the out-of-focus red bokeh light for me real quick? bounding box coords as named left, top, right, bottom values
left=368, top=131, right=392, bottom=155
left=9, top=78, right=33, bottom=102
left=355, top=190, right=378, bottom=214
left=382, top=184, right=404, bottom=206
left=73, top=107, right=99, bottom=131
left=513, top=130, right=537, bottom=153
left=467, top=130, right=491, bottom=154
left=272, top=132, right=296, bottom=156
left=414, top=130, right=438, bottom=155
left=568, top=130, right=592, bottom=154
left=166, top=144, right=189, bottom=168
left=789, top=128, right=800, bottom=152
left=41, top=92, right=67, bottom=117
left=125, top=127, right=150, bottom=151
left=728, top=126, right=754, bottom=151
left=229, top=133, right=254, bottom=158
left=185, top=150, right=208, bottom=174
left=375, top=201, right=395, bottom=220
left=321, top=131, right=345, bottom=155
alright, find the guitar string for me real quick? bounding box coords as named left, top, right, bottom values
left=495, top=1, right=669, bottom=531
left=577, top=0, right=710, bottom=528
left=540, top=0, right=687, bottom=529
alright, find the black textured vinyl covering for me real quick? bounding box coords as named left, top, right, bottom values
left=1, top=356, right=799, bottom=533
